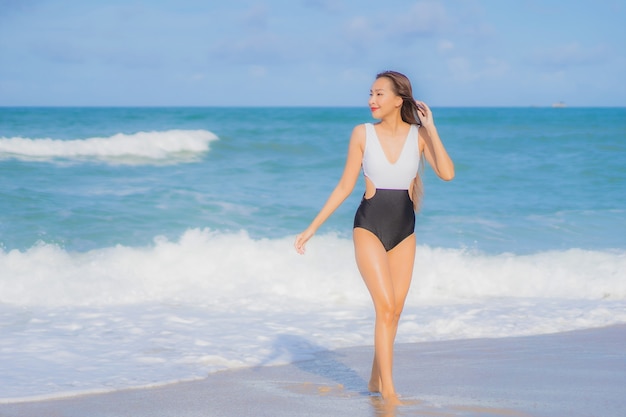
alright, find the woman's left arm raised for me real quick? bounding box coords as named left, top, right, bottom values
left=416, top=100, right=455, bottom=181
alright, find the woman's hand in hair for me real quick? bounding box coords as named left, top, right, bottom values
left=415, top=100, right=434, bottom=128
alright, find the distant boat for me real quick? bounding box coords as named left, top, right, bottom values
left=552, top=101, right=567, bottom=108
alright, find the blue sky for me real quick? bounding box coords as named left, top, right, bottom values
left=1, top=0, right=624, bottom=106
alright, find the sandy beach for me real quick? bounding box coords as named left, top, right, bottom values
left=1, top=325, right=623, bottom=417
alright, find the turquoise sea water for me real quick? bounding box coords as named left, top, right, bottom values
left=1, top=107, right=624, bottom=254
left=1, top=107, right=625, bottom=401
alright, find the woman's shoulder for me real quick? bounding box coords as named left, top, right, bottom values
left=348, top=124, right=367, bottom=147
left=351, top=123, right=368, bottom=135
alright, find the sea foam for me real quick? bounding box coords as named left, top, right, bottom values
left=0, top=130, right=218, bottom=164
left=1, top=229, right=624, bottom=308
left=1, top=231, right=625, bottom=402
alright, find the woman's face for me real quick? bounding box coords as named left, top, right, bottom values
left=368, top=77, right=402, bottom=119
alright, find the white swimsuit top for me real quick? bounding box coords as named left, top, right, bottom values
left=362, top=123, right=420, bottom=190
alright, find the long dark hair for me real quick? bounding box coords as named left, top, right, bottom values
left=376, top=70, right=422, bottom=127
left=376, top=70, right=425, bottom=212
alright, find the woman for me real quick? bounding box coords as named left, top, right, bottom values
left=294, top=70, right=454, bottom=402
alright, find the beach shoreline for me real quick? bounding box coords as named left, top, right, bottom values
left=1, top=324, right=624, bottom=417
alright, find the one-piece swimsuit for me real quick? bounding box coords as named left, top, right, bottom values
left=353, top=123, right=420, bottom=251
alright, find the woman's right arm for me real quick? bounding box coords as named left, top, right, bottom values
left=294, top=125, right=365, bottom=254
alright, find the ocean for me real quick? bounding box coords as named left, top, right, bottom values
left=1, top=106, right=625, bottom=402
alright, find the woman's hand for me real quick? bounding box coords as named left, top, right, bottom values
left=294, top=228, right=315, bottom=254
left=416, top=99, right=455, bottom=181
left=416, top=100, right=434, bottom=129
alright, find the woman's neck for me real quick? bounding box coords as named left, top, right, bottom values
left=379, top=113, right=406, bottom=137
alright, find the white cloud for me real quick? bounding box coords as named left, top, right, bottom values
left=335, top=15, right=377, bottom=60
left=342, top=1, right=453, bottom=45
left=343, top=15, right=370, bottom=38
left=240, top=3, right=269, bottom=31
left=0, top=0, right=624, bottom=106
left=208, top=4, right=302, bottom=67
left=394, top=0, right=450, bottom=37
left=438, top=39, right=454, bottom=52
left=446, top=55, right=509, bottom=82
left=447, top=56, right=472, bottom=81
left=248, top=65, right=267, bottom=78
left=531, top=42, right=610, bottom=69
left=482, top=57, right=510, bottom=77
left=341, top=68, right=370, bottom=82
left=210, top=32, right=288, bottom=65
left=302, top=0, right=344, bottom=13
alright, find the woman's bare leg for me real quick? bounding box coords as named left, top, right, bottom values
left=354, top=228, right=416, bottom=401
left=367, top=233, right=416, bottom=394
left=387, top=232, right=416, bottom=347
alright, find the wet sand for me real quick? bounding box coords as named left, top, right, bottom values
left=1, top=325, right=624, bottom=417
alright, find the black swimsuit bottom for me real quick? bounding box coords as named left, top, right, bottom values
left=353, top=188, right=415, bottom=251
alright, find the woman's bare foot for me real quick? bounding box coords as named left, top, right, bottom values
left=380, top=390, right=402, bottom=405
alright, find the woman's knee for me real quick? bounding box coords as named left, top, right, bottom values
left=376, top=302, right=401, bottom=326
left=393, top=305, right=404, bottom=323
